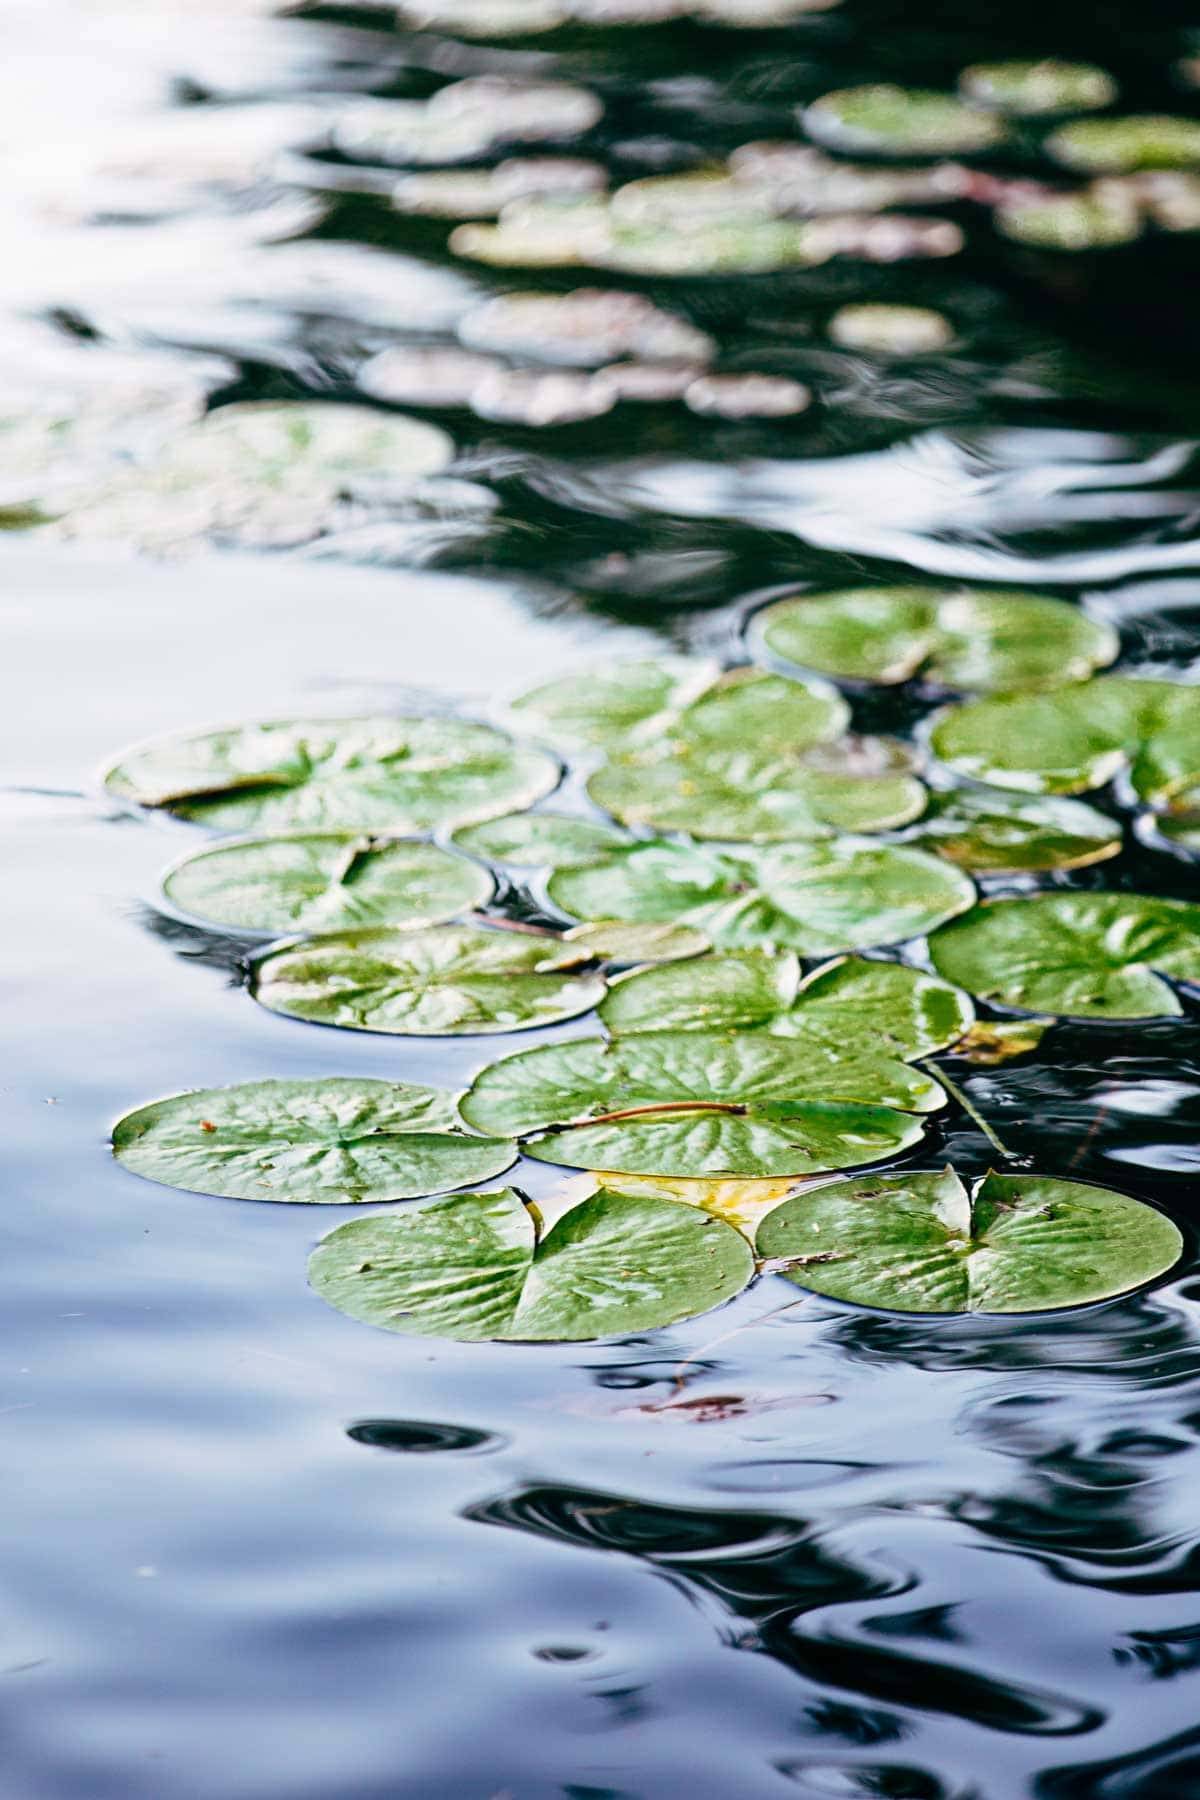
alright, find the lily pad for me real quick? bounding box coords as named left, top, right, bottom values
left=308, top=1186, right=754, bottom=1341
left=682, top=374, right=811, bottom=419
left=929, top=676, right=1200, bottom=811
left=994, top=188, right=1143, bottom=250
left=1046, top=116, right=1200, bottom=174
left=112, top=1078, right=514, bottom=1204
left=391, top=158, right=606, bottom=220
left=912, top=789, right=1122, bottom=873
left=161, top=834, right=492, bottom=936
left=460, top=1031, right=932, bottom=1177
left=757, top=1167, right=1182, bottom=1313
left=957, top=60, right=1117, bottom=117
left=457, top=288, right=714, bottom=368
left=510, top=656, right=724, bottom=752
left=451, top=811, right=629, bottom=865
left=602, top=952, right=972, bottom=1055
left=562, top=921, right=711, bottom=963
left=804, top=87, right=1008, bottom=158
left=927, top=891, right=1200, bottom=1019
left=104, top=715, right=560, bottom=835
left=253, top=923, right=607, bottom=1036
left=588, top=735, right=925, bottom=842
left=468, top=367, right=619, bottom=427
left=757, top=586, right=1118, bottom=692
left=827, top=304, right=955, bottom=355
left=549, top=839, right=975, bottom=955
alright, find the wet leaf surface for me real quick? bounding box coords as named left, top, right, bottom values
left=451, top=810, right=629, bottom=866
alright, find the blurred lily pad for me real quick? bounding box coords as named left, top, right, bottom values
left=929, top=676, right=1200, bottom=811
left=602, top=951, right=972, bottom=1055
left=928, top=891, right=1200, bottom=1019
left=510, top=656, right=722, bottom=752
left=757, top=1167, right=1182, bottom=1313
left=460, top=1031, right=932, bottom=1176
left=563, top=921, right=711, bottom=963
left=549, top=838, right=974, bottom=954
left=958, top=60, right=1117, bottom=116
left=1046, top=115, right=1200, bottom=174
left=391, top=158, right=606, bottom=220
left=253, top=923, right=607, bottom=1036
left=113, top=1078, right=514, bottom=1204
left=161, top=834, right=491, bottom=937
left=804, top=86, right=1008, bottom=158
left=333, top=78, right=602, bottom=167
left=457, top=287, right=714, bottom=368
left=827, top=304, right=954, bottom=355
left=308, top=1185, right=754, bottom=1341
left=995, top=186, right=1143, bottom=250
left=682, top=373, right=811, bottom=418
left=104, top=715, right=560, bottom=835
left=757, top=585, right=1118, bottom=691
left=913, top=788, right=1122, bottom=872
left=452, top=811, right=629, bottom=865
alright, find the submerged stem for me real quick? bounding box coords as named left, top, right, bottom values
left=934, top=1067, right=1020, bottom=1163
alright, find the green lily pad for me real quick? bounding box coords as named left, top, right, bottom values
left=104, top=715, right=560, bottom=835
left=460, top=1030, right=934, bottom=1177
left=509, top=657, right=724, bottom=753
left=457, top=288, right=715, bottom=368
left=451, top=810, right=629, bottom=866
left=160, top=834, right=492, bottom=936
left=912, top=789, right=1122, bottom=873
left=1156, top=816, right=1200, bottom=854
left=804, top=86, right=1009, bottom=158
left=602, top=952, right=973, bottom=1056
left=253, top=923, right=607, bottom=1036
left=588, top=738, right=924, bottom=842
left=957, top=60, right=1117, bottom=117
left=929, top=677, right=1200, bottom=810
left=562, top=921, right=712, bottom=963
left=994, top=187, right=1143, bottom=250
left=757, top=586, right=1118, bottom=692
left=827, top=304, right=955, bottom=355
left=1046, top=115, right=1200, bottom=174
left=549, top=839, right=975, bottom=955
left=308, top=1186, right=755, bottom=1342
left=928, top=891, right=1200, bottom=1019
left=757, top=1167, right=1182, bottom=1313
left=112, top=1078, right=514, bottom=1204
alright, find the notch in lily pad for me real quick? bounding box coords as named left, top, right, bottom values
left=112, top=1078, right=516, bottom=1204
left=308, top=1185, right=756, bottom=1342
left=757, top=1167, right=1182, bottom=1314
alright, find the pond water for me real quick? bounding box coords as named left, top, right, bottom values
left=4, top=4, right=1200, bottom=1797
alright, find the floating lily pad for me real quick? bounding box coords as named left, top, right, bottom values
left=549, top=839, right=975, bottom=955
left=682, top=373, right=811, bottom=419
left=451, top=810, right=629, bottom=865
left=460, top=1031, right=932, bottom=1176
left=588, top=737, right=925, bottom=841
left=804, top=87, right=1008, bottom=158
left=957, top=60, right=1117, bottom=117
left=994, top=187, right=1143, bottom=250
left=757, top=1168, right=1182, bottom=1313
left=757, top=586, right=1118, bottom=692
left=596, top=1170, right=805, bottom=1235
left=602, top=952, right=972, bottom=1055
left=510, top=656, right=723, bottom=752
left=599, top=361, right=707, bottom=401
left=913, top=789, right=1122, bottom=873
left=112, top=1078, right=514, bottom=1204
left=457, top=288, right=714, bottom=368
left=1046, top=115, right=1200, bottom=174
left=953, top=1018, right=1052, bottom=1066
left=928, top=891, right=1200, bottom=1019
left=358, top=346, right=508, bottom=410
left=562, top=921, right=711, bottom=963
left=160, top=834, right=492, bottom=937
left=104, top=715, right=560, bottom=835
left=729, top=141, right=960, bottom=214
left=391, top=158, right=606, bottom=220
left=253, top=923, right=607, bottom=1036
left=396, top=0, right=568, bottom=33
left=827, top=304, right=955, bottom=355
left=469, top=367, right=619, bottom=426
left=308, top=1185, right=754, bottom=1341
left=929, top=677, right=1200, bottom=811
left=333, top=78, right=602, bottom=167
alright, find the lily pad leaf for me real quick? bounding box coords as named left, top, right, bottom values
left=510, top=657, right=721, bottom=753
left=112, top=1078, right=515, bottom=1204
left=451, top=811, right=629, bottom=866
left=803, top=87, right=1009, bottom=158
left=253, top=923, right=607, bottom=1036
left=460, top=1031, right=933, bottom=1177
left=928, top=891, right=1200, bottom=1020
left=549, top=839, right=975, bottom=956
left=930, top=678, right=1200, bottom=811
left=592, top=1171, right=806, bottom=1235
left=953, top=1018, right=1053, bottom=1066
left=957, top=60, right=1117, bottom=117
left=307, top=1186, right=755, bottom=1342
left=562, top=921, right=711, bottom=964
left=601, top=950, right=971, bottom=1058
left=1046, top=115, right=1200, bottom=174
left=756, top=586, right=1118, bottom=692
left=161, top=834, right=493, bottom=936
left=104, top=715, right=560, bottom=835
left=757, top=1168, right=1182, bottom=1314
left=912, top=788, right=1122, bottom=873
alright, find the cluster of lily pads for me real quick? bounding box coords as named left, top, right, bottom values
left=106, top=582, right=1198, bottom=1338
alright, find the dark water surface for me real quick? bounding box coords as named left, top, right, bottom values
left=4, top=4, right=1200, bottom=1797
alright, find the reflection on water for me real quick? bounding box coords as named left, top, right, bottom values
left=3, top=0, right=1200, bottom=1796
